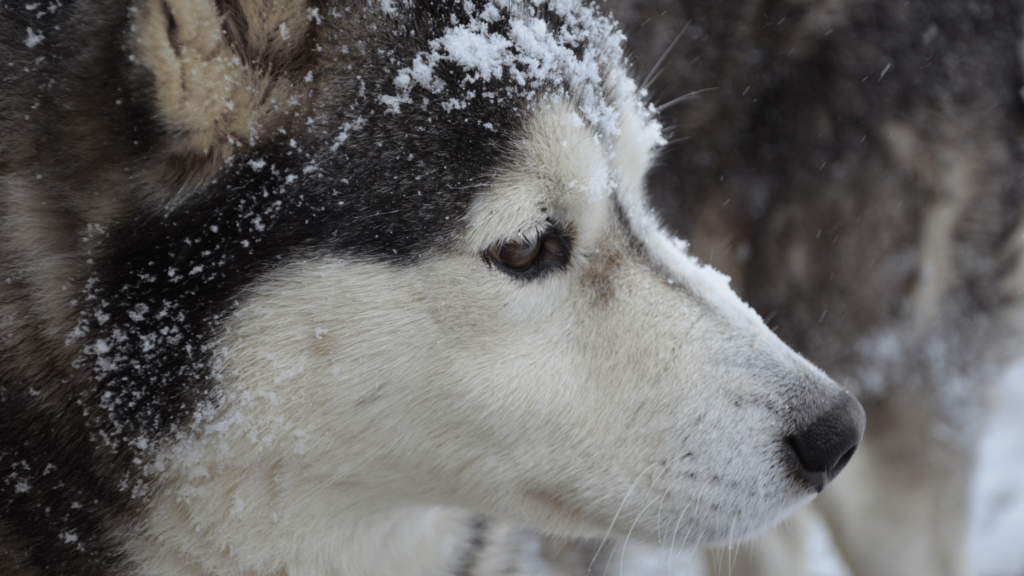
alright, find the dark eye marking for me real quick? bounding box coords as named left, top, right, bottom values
left=484, top=224, right=573, bottom=281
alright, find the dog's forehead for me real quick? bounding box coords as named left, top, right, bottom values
left=461, top=101, right=608, bottom=245
left=461, top=98, right=657, bottom=250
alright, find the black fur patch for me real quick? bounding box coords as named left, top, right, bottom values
left=454, top=515, right=489, bottom=576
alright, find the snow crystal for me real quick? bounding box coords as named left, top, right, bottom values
left=127, top=303, right=149, bottom=322
left=378, top=0, right=401, bottom=15
left=24, top=27, right=43, bottom=49
left=330, top=117, right=367, bottom=152
left=433, top=24, right=512, bottom=84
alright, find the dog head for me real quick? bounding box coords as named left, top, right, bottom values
left=59, top=0, right=866, bottom=569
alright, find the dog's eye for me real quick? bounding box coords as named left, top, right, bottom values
left=490, top=237, right=541, bottom=270
left=485, top=229, right=571, bottom=280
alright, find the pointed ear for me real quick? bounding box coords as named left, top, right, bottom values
left=132, top=0, right=315, bottom=162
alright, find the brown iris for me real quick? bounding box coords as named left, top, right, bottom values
left=490, top=236, right=542, bottom=270
left=486, top=230, right=570, bottom=279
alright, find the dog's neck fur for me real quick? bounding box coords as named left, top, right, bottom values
left=129, top=501, right=477, bottom=575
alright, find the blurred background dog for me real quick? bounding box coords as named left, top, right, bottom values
left=606, top=0, right=1024, bottom=574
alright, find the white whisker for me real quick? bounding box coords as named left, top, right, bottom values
left=621, top=495, right=662, bottom=576
left=669, top=477, right=711, bottom=574
left=616, top=465, right=669, bottom=575
left=727, top=516, right=737, bottom=576
left=655, top=485, right=672, bottom=544
left=641, top=21, right=691, bottom=91
left=587, top=462, right=659, bottom=574
left=655, top=88, right=719, bottom=112
left=674, top=478, right=712, bottom=554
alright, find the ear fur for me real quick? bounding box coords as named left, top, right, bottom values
left=132, top=0, right=315, bottom=163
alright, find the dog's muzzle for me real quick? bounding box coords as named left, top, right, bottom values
left=785, top=392, right=866, bottom=493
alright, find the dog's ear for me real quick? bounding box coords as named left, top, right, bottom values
left=132, top=0, right=317, bottom=161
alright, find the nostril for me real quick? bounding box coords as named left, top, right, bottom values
left=786, top=393, right=866, bottom=492
left=784, top=434, right=827, bottom=493
left=833, top=444, right=857, bottom=475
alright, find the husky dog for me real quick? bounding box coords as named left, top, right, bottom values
left=608, top=0, right=1024, bottom=574
left=0, top=1, right=865, bottom=574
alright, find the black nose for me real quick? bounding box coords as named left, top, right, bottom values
left=785, top=392, right=866, bottom=492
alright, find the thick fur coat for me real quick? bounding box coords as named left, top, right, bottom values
left=0, top=1, right=864, bottom=574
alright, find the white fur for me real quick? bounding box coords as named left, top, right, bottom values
left=128, top=101, right=841, bottom=575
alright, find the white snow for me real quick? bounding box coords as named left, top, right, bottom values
left=377, top=0, right=402, bottom=15
left=968, top=359, right=1024, bottom=575
left=879, top=62, right=892, bottom=82
left=24, top=27, right=44, bottom=49
left=378, top=0, right=650, bottom=141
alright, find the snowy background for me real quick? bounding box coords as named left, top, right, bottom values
left=966, top=359, right=1024, bottom=576
left=615, top=358, right=1024, bottom=576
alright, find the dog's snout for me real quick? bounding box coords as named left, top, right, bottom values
left=786, top=392, right=866, bottom=493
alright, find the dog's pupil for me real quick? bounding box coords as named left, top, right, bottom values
left=498, top=238, right=540, bottom=269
